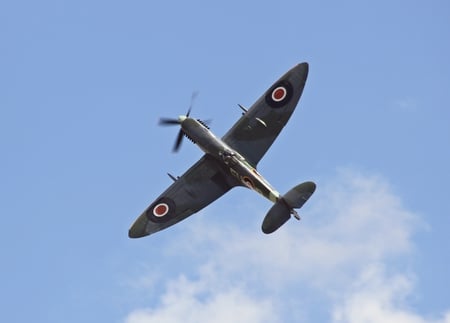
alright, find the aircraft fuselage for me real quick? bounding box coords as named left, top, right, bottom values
left=181, top=117, right=281, bottom=203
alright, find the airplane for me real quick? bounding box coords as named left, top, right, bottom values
left=129, top=62, right=316, bottom=238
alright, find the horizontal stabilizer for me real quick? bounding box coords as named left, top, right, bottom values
left=262, top=200, right=291, bottom=234
left=283, top=181, right=316, bottom=209
left=261, top=181, right=316, bottom=234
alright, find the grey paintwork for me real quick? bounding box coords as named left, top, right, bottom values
left=129, top=63, right=309, bottom=238
left=222, top=63, right=309, bottom=167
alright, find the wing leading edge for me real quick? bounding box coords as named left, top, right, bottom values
left=128, top=155, right=239, bottom=238
left=222, top=62, right=309, bottom=167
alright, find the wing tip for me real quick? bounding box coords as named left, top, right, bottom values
left=128, top=228, right=149, bottom=239
left=128, top=213, right=150, bottom=238
left=296, top=62, right=309, bottom=79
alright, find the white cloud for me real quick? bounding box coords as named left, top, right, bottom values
left=125, top=275, right=279, bottom=323
left=124, top=169, right=446, bottom=323
left=332, top=264, right=450, bottom=323
left=171, top=170, right=420, bottom=290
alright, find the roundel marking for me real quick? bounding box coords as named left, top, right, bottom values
left=242, top=176, right=254, bottom=189
left=265, top=80, right=293, bottom=108
left=153, top=203, right=169, bottom=217
left=272, top=86, right=287, bottom=102
left=146, top=197, right=176, bottom=223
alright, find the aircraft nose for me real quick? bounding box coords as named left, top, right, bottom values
left=178, top=115, right=187, bottom=123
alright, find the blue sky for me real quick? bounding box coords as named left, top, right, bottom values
left=1, top=1, right=449, bottom=322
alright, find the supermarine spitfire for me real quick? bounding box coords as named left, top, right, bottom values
left=129, top=62, right=316, bottom=238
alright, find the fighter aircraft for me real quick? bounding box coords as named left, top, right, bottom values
left=129, top=62, right=315, bottom=238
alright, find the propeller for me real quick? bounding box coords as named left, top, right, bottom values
left=159, top=92, right=198, bottom=152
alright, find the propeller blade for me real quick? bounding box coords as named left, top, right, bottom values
left=159, top=92, right=198, bottom=152
left=159, top=118, right=180, bottom=126
left=173, top=129, right=184, bottom=152
left=187, top=91, right=198, bottom=118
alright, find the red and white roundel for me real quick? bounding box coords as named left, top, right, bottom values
left=146, top=197, right=176, bottom=223
left=271, top=86, right=287, bottom=102
left=153, top=203, right=169, bottom=217
left=265, top=80, right=293, bottom=108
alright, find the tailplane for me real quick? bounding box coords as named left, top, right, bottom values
left=261, top=181, right=316, bottom=234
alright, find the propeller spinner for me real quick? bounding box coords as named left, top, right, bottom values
left=158, top=92, right=198, bottom=152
